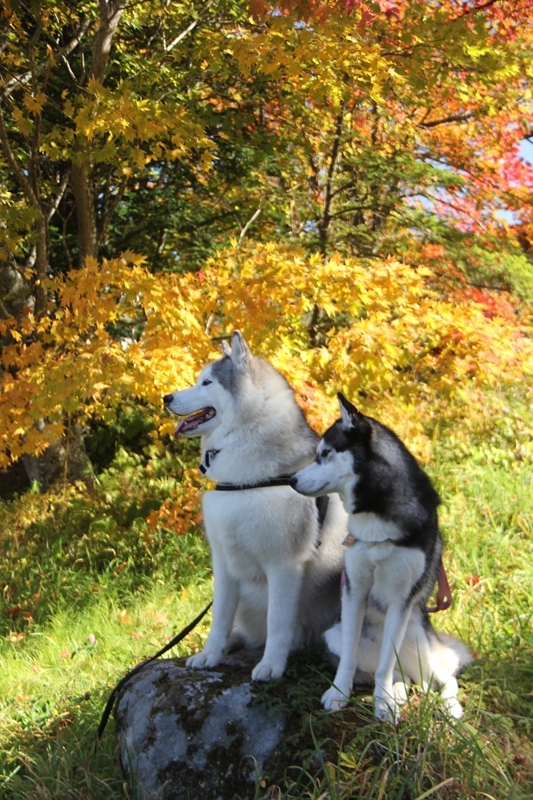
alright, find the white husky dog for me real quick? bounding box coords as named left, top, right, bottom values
left=291, top=393, right=471, bottom=722
left=163, top=332, right=347, bottom=681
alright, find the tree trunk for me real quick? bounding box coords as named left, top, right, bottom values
left=22, top=422, right=94, bottom=493
left=34, top=212, right=49, bottom=317
left=71, top=157, right=98, bottom=264
left=71, top=1, right=127, bottom=265
left=92, top=0, right=127, bottom=82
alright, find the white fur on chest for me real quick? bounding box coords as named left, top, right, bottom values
left=202, top=488, right=317, bottom=581
left=348, top=511, right=402, bottom=543
left=344, top=513, right=425, bottom=608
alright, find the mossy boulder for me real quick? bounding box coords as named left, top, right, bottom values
left=114, top=649, right=340, bottom=800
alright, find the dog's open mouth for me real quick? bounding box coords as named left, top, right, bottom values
left=174, top=407, right=216, bottom=437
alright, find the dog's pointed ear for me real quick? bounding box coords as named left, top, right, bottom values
left=230, top=330, right=252, bottom=370
left=221, top=339, right=231, bottom=357
left=337, top=392, right=364, bottom=430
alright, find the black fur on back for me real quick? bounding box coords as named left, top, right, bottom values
left=324, top=414, right=442, bottom=558
left=326, top=409, right=444, bottom=608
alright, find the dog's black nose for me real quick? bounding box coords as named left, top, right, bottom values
left=163, top=394, right=174, bottom=407
left=289, top=475, right=298, bottom=489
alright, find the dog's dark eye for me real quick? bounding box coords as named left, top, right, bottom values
left=317, top=448, right=331, bottom=464
left=202, top=379, right=212, bottom=386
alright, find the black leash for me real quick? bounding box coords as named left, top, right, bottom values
left=96, top=600, right=212, bottom=744
left=96, top=474, right=329, bottom=744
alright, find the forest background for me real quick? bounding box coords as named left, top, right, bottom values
left=0, top=0, right=532, bottom=798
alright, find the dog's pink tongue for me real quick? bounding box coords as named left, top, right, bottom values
left=173, top=418, right=189, bottom=438
left=173, top=409, right=206, bottom=438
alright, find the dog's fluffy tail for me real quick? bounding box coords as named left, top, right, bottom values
left=434, top=631, right=473, bottom=673
left=323, top=622, right=473, bottom=681
left=323, top=621, right=342, bottom=658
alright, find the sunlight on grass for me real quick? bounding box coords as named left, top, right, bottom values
left=0, top=581, right=212, bottom=800
left=1, top=390, right=532, bottom=799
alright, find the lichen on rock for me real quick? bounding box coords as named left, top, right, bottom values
left=114, top=650, right=290, bottom=800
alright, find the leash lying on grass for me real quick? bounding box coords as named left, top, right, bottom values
left=96, top=601, right=212, bottom=745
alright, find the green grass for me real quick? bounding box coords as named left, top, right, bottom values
left=0, top=581, right=213, bottom=799
left=0, top=394, right=532, bottom=799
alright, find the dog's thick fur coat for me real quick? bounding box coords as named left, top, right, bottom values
left=291, top=393, right=471, bottom=721
left=163, top=332, right=346, bottom=681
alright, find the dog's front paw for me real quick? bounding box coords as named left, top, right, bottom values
left=374, top=695, right=400, bottom=724
left=251, top=658, right=285, bottom=682
left=392, top=681, right=409, bottom=706
left=321, top=685, right=350, bottom=712
left=186, top=649, right=222, bottom=670
left=441, top=696, right=464, bottom=719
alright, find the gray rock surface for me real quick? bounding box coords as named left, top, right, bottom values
left=114, top=650, right=311, bottom=800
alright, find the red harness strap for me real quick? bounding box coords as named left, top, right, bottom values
left=427, top=559, right=452, bottom=613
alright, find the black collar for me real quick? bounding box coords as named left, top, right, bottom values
left=214, top=477, right=293, bottom=491
left=199, top=449, right=220, bottom=474
left=199, top=449, right=293, bottom=489
left=197, top=447, right=329, bottom=531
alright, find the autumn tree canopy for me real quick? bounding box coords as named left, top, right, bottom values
left=0, top=0, right=532, bottom=479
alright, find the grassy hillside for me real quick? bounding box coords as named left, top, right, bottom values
left=0, top=388, right=532, bottom=799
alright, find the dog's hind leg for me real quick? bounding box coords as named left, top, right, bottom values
left=396, top=626, right=465, bottom=718
left=427, top=651, right=464, bottom=719
left=392, top=674, right=410, bottom=706
left=437, top=676, right=463, bottom=718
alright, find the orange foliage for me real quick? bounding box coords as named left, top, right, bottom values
left=146, top=470, right=205, bottom=536
left=1, top=243, right=531, bottom=469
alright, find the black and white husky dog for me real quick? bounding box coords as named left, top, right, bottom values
left=290, top=393, right=471, bottom=722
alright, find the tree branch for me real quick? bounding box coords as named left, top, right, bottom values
left=237, top=204, right=263, bottom=246
left=418, top=113, right=475, bottom=128
left=318, top=109, right=344, bottom=256
left=99, top=175, right=129, bottom=237
left=47, top=172, right=70, bottom=222
left=0, top=103, right=39, bottom=207
left=70, top=2, right=127, bottom=264
left=0, top=19, right=92, bottom=99
left=164, top=0, right=216, bottom=52
left=165, top=19, right=199, bottom=52
left=0, top=293, right=13, bottom=321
